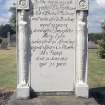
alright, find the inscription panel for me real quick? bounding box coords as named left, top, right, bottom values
left=31, top=0, right=76, bottom=92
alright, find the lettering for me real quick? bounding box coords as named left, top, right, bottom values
left=31, top=0, right=76, bottom=68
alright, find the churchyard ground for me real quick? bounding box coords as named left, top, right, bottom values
left=0, top=47, right=16, bottom=90
left=0, top=47, right=105, bottom=90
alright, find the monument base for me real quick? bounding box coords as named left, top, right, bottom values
left=75, top=82, right=89, bottom=98
left=8, top=93, right=98, bottom=105
left=17, top=85, right=30, bottom=99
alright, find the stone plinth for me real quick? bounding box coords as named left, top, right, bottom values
left=8, top=94, right=99, bottom=105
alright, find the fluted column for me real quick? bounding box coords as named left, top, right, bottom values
left=17, top=0, right=30, bottom=99
left=75, top=0, right=89, bottom=98
left=75, top=10, right=88, bottom=98
left=76, top=11, right=88, bottom=83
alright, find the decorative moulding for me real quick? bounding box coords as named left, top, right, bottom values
left=17, top=0, right=29, bottom=10
left=77, top=0, right=89, bottom=11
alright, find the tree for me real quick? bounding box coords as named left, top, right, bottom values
left=9, top=4, right=16, bottom=33
left=0, top=38, right=2, bottom=44
left=88, top=33, right=103, bottom=44
left=0, top=24, right=15, bottom=38
left=98, top=20, right=105, bottom=59
left=0, top=4, right=16, bottom=38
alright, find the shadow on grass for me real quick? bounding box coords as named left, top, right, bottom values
left=90, top=87, right=105, bottom=105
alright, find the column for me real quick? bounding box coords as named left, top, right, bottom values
left=75, top=10, right=88, bottom=98
left=17, top=10, right=30, bottom=99
left=17, top=0, right=30, bottom=99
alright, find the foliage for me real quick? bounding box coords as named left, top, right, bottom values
left=98, top=36, right=105, bottom=59
left=88, top=33, right=103, bottom=44
left=102, top=20, right=105, bottom=32
left=0, top=4, right=16, bottom=38
left=0, top=24, right=15, bottom=38
left=9, top=5, right=16, bottom=33
left=97, top=20, right=105, bottom=59
left=0, top=38, right=2, bottom=44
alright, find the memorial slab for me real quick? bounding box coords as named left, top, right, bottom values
left=16, top=0, right=89, bottom=99
left=31, top=0, right=76, bottom=92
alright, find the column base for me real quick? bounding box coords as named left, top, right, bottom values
left=17, top=84, right=30, bottom=99
left=75, top=82, right=89, bottom=98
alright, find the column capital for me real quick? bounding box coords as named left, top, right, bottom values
left=17, top=0, right=29, bottom=10
left=76, top=0, right=89, bottom=11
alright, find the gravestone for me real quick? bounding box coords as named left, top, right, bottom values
left=1, top=39, right=8, bottom=49
left=7, top=32, right=11, bottom=47
left=16, top=0, right=89, bottom=99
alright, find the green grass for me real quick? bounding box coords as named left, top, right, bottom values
left=0, top=48, right=105, bottom=90
left=0, top=47, right=16, bottom=90
left=88, top=49, right=105, bottom=88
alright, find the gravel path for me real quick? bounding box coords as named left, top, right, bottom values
left=0, top=90, right=13, bottom=105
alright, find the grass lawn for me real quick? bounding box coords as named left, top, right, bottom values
left=88, top=49, right=105, bottom=88
left=0, top=47, right=16, bottom=90
left=0, top=48, right=105, bottom=90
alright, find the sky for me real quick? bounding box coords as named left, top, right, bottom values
left=0, top=0, right=105, bottom=33
left=0, top=0, right=14, bottom=24
left=88, top=0, right=105, bottom=33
